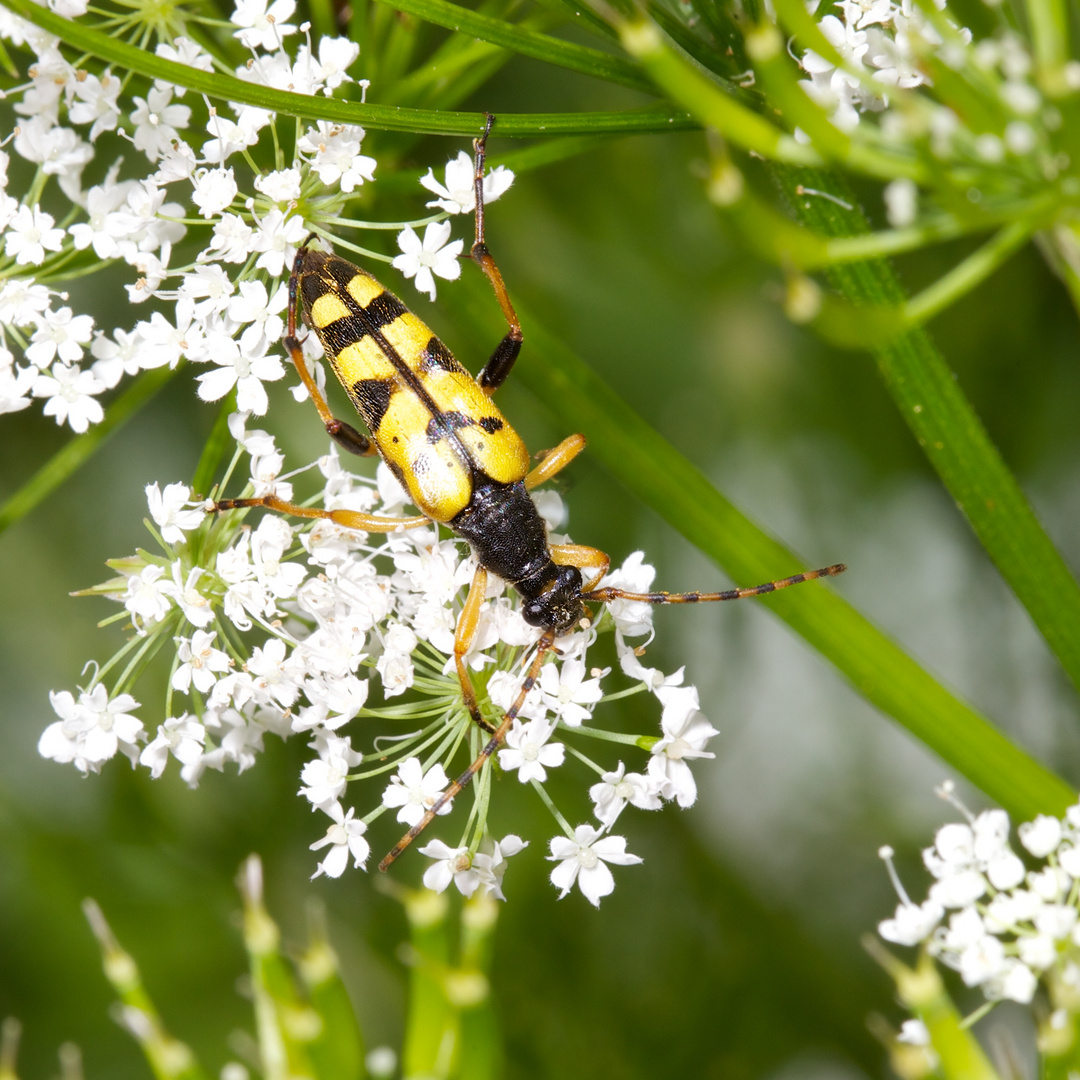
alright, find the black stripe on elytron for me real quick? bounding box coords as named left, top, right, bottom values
left=419, top=336, right=465, bottom=374
left=309, top=258, right=480, bottom=473
left=426, top=411, right=474, bottom=444
left=351, top=377, right=395, bottom=432
left=318, top=298, right=410, bottom=355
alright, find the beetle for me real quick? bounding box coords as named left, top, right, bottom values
left=215, top=117, right=845, bottom=870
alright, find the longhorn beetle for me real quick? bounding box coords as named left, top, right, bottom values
left=214, top=116, right=846, bottom=872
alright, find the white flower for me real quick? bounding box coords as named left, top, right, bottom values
left=897, top=1019, right=930, bottom=1046
left=538, top=658, right=604, bottom=726
left=297, top=121, right=375, bottom=192
left=391, top=221, right=464, bottom=301
left=172, top=631, right=232, bottom=695
left=253, top=167, right=302, bottom=203
left=195, top=334, right=286, bottom=415
left=470, top=834, right=527, bottom=900
left=381, top=758, right=453, bottom=827
left=124, top=563, right=174, bottom=629
left=1019, top=814, right=1063, bottom=857
left=419, top=840, right=478, bottom=895
left=299, top=739, right=362, bottom=808
left=4, top=204, right=65, bottom=265
left=589, top=763, right=662, bottom=826
left=31, top=363, right=104, bottom=432
left=26, top=308, right=95, bottom=368
left=130, top=87, right=190, bottom=160
left=191, top=167, right=239, bottom=218
left=140, top=715, right=206, bottom=780
left=39, top=687, right=143, bottom=773
left=548, top=825, right=642, bottom=906
left=231, top=0, right=298, bottom=50
left=146, top=482, right=204, bottom=545
left=420, top=150, right=514, bottom=215
left=498, top=719, right=565, bottom=783
left=310, top=802, right=370, bottom=877
left=878, top=898, right=943, bottom=945
left=599, top=552, right=656, bottom=637
left=647, top=684, right=718, bottom=807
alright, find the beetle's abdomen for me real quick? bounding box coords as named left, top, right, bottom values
left=298, top=249, right=531, bottom=523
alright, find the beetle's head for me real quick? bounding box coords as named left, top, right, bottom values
left=520, top=565, right=584, bottom=634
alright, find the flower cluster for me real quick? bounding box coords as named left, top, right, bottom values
left=878, top=783, right=1080, bottom=1007
left=793, top=0, right=1071, bottom=228
left=0, top=0, right=510, bottom=427
left=39, top=419, right=718, bottom=905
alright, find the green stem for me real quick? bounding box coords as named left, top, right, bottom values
left=617, top=16, right=822, bottom=167
left=1, top=0, right=696, bottom=137
left=774, top=165, right=1080, bottom=702
left=0, top=365, right=176, bottom=536
left=903, top=220, right=1035, bottom=327
left=370, top=0, right=655, bottom=94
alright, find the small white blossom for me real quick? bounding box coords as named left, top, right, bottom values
left=310, top=802, right=370, bottom=877
left=392, top=221, right=463, bottom=301
left=548, top=825, right=642, bottom=907
left=381, top=758, right=453, bottom=827
left=147, top=483, right=205, bottom=545
left=498, top=719, right=565, bottom=783
left=420, top=150, right=514, bottom=215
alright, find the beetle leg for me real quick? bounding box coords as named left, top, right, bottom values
left=378, top=628, right=555, bottom=871
left=525, top=434, right=587, bottom=491
left=454, top=566, right=497, bottom=735
left=551, top=543, right=611, bottom=595
left=212, top=493, right=431, bottom=533
left=470, top=115, right=524, bottom=397
left=287, top=249, right=376, bottom=458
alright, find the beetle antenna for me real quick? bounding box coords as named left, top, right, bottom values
left=583, top=563, right=846, bottom=606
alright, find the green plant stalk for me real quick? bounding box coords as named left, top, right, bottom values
left=83, top=900, right=210, bottom=1080
left=867, top=943, right=1003, bottom=1080
left=298, top=925, right=366, bottom=1080
left=618, top=13, right=928, bottom=182
left=0, top=0, right=695, bottom=137
left=774, top=166, right=1080, bottom=702
left=401, top=889, right=457, bottom=1078
left=902, top=219, right=1035, bottom=326
left=241, top=867, right=317, bottom=1080
left=1025, top=0, right=1070, bottom=90
left=617, top=17, right=823, bottom=167
left=0, top=364, right=176, bottom=537
left=369, top=0, right=655, bottom=93
left=449, top=273, right=1076, bottom=822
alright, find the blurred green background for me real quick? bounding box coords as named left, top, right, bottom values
left=3, top=57, right=1080, bottom=1079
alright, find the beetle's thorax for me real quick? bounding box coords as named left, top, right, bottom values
left=451, top=477, right=584, bottom=633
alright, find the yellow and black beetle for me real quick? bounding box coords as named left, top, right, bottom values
left=215, top=117, right=845, bottom=870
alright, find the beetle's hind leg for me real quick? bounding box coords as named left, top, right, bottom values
left=469, top=115, right=524, bottom=397
left=379, top=629, right=556, bottom=871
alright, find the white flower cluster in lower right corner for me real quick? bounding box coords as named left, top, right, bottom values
left=878, top=782, right=1080, bottom=1006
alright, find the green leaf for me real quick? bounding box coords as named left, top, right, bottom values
left=369, top=0, right=655, bottom=93
left=447, top=273, right=1076, bottom=822
left=0, top=0, right=696, bottom=137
